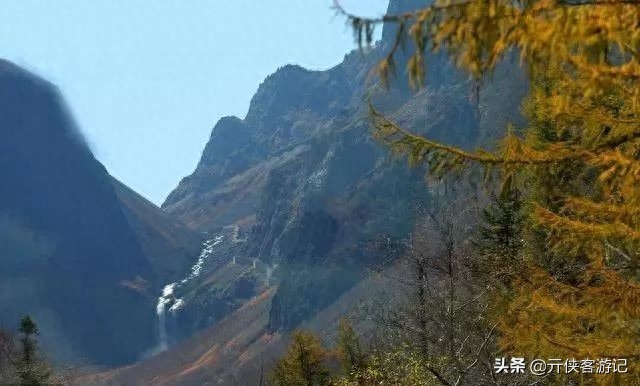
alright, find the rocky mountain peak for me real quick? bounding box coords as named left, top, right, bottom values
left=198, top=116, right=254, bottom=167
left=382, top=0, right=433, bottom=48
left=244, top=63, right=354, bottom=132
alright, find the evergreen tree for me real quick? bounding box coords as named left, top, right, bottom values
left=15, top=316, right=51, bottom=386
left=269, top=330, right=331, bottom=386
left=471, top=191, right=526, bottom=287
left=477, top=191, right=524, bottom=258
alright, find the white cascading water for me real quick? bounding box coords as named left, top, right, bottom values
left=155, top=235, right=224, bottom=352
left=155, top=283, right=176, bottom=352
left=265, top=264, right=278, bottom=286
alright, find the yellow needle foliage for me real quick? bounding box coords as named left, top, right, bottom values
left=339, top=0, right=640, bottom=381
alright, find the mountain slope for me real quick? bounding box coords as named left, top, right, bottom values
left=105, top=0, right=529, bottom=381
left=162, top=4, right=525, bottom=340
left=0, top=60, right=201, bottom=366
left=112, top=177, right=203, bottom=281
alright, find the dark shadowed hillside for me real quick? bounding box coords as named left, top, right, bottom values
left=0, top=60, right=201, bottom=366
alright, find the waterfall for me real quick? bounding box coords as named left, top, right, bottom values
left=154, top=235, right=223, bottom=353
left=265, top=264, right=278, bottom=286
left=155, top=283, right=176, bottom=352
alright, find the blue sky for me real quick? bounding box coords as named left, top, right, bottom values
left=0, top=1, right=388, bottom=204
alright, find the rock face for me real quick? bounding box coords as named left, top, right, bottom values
left=0, top=60, right=201, bottom=366
left=162, top=0, right=527, bottom=338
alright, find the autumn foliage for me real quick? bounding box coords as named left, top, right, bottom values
left=334, top=0, right=640, bottom=383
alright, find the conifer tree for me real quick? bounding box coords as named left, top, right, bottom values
left=336, top=0, right=640, bottom=381
left=15, top=315, right=51, bottom=386
left=477, top=191, right=524, bottom=258
left=269, top=330, right=331, bottom=386
left=471, top=191, right=526, bottom=287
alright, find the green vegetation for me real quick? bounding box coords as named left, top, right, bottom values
left=269, top=330, right=332, bottom=386
left=15, top=316, right=52, bottom=386
left=335, top=319, right=366, bottom=380
left=0, top=316, right=55, bottom=385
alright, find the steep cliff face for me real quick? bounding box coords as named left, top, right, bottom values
left=0, top=60, right=201, bottom=365
left=162, top=0, right=526, bottom=334
left=162, top=61, right=369, bottom=231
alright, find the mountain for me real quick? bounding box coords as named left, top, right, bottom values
left=0, top=60, right=202, bottom=366
left=160, top=0, right=526, bottom=340
left=75, top=0, right=526, bottom=381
